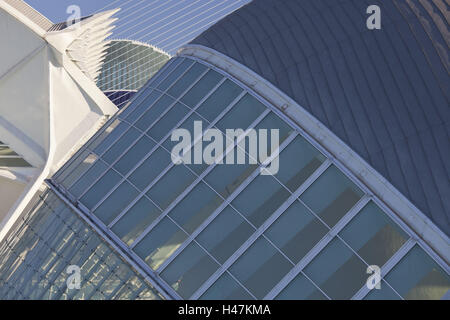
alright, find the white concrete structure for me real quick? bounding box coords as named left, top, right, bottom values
left=0, top=0, right=118, bottom=241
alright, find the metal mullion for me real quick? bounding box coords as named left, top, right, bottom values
left=263, top=195, right=371, bottom=300
left=84, top=254, right=123, bottom=300
left=127, top=90, right=248, bottom=247
left=67, top=59, right=196, bottom=195
left=297, top=270, right=332, bottom=300
left=106, top=77, right=229, bottom=228
left=156, top=128, right=296, bottom=274
left=190, top=159, right=332, bottom=299
left=351, top=238, right=415, bottom=300
left=106, top=270, right=134, bottom=299
left=78, top=65, right=209, bottom=205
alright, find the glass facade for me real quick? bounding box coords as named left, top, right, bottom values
left=8, top=56, right=447, bottom=300
left=0, top=141, right=32, bottom=167
left=0, top=190, right=163, bottom=300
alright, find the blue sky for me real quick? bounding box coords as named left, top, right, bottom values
left=24, top=0, right=249, bottom=54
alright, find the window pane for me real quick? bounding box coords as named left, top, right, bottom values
left=147, top=102, right=189, bottom=142
left=197, top=206, right=255, bottom=264
left=339, top=201, right=409, bottom=267
left=300, top=165, right=364, bottom=227
left=92, top=120, right=127, bottom=155
left=254, top=112, right=294, bottom=154
left=134, top=217, right=187, bottom=270
left=276, top=274, right=327, bottom=300
left=229, top=237, right=292, bottom=299
left=79, top=169, right=122, bottom=209
left=265, top=201, right=328, bottom=263
left=216, top=94, right=266, bottom=132
left=163, top=112, right=204, bottom=155
left=204, top=155, right=257, bottom=198
left=364, top=280, right=401, bottom=300
left=160, top=242, right=219, bottom=299
left=168, top=182, right=223, bottom=234
left=275, top=136, right=325, bottom=192
left=304, top=238, right=367, bottom=299
left=180, top=69, right=223, bottom=107
left=201, top=272, right=254, bottom=300
left=60, top=152, right=98, bottom=187
left=68, top=159, right=108, bottom=197
left=196, top=79, right=243, bottom=122
left=167, top=63, right=207, bottom=98
left=112, top=197, right=162, bottom=246
left=157, top=59, right=193, bottom=91
left=232, top=175, right=290, bottom=228
left=113, top=136, right=155, bottom=175
left=128, top=148, right=171, bottom=190
left=146, top=165, right=196, bottom=209
left=102, top=127, right=141, bottom=164
left=384, top=245, right=450, bottom=300
left=125, top=90, right=163, bottom=123
left=93, top=181, right=139, bottom=225
left=135, top=94, right=175, bottom=131
left=149, top=57, right=183, bottom=89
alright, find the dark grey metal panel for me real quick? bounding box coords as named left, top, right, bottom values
left=191, top=0, right=450, bottom=235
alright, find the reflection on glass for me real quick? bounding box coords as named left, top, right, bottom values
left=79, top=169, right=122, bottom=209
left=265, top=201, right=328, bottom=263
left=276, top=273, right=327, bottom=300
left=364, top=280, right=401, bottom=300
left=93, top=181, right=139, bottom=225
left=92, top=119, right=127, bottom=155
left=160, top=242, right=219, bottom=299
left=201, top=272, right=254, bottom=300
left=69, top=159, right=108, bottom=197
left=232, top=175, right=290, bottom=227
left=147, top=102, right=189, bottom=142
left=197, top=206, right=255, bottom=263
left=304, top=238, right=367, bottom=299
left=229, top=237, right=292, bottom=299
left=339, top=201, right=408, bottom=267
left=113, top=136, right=155, bottom=175
left=385, top=245, right=450, bottom=300
left=134, top=217, right=187, bottom=270
left=157, top=59, right=193, bottom=92
left=128, top=148, right=171, bottom=190
left=112, top=197, right=162, bottom=246
left=300, top=165, right=363, bottom=227
left=135, top=94, right=175, bottom=131
left=167, top=63, right=208, bottom=99
left=102, top=127, right=141, bottom=164
left=168, top=182, right=223, bottom=234
left=60, top=152, right=98, bottom=188
left=181, top=69, right=223, bottom=107
left=125, top=90, right=163, bottom=123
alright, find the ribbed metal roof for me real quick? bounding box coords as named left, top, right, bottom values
left=191, top=0, right=450, bottom=235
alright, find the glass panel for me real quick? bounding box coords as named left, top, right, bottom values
left=254, top=112, right=294, bottom=157
left=364, top=280, right=401, bottom=300
left=147, top=102, right=189, bottom=142
left=157, top=59, right=193, bottom=91
left=201, top=272, right=254, bottom=300
left=232, top=175, right=290, bottom=228
left=162, top=112, right=204, bottom=154
left=160, top=242, right=219, bottom=299
left=135, top=94, right=175, bottom=131
left=79, top=169, right=122, bottom=209
left=148, top=57, right=183, bottom=89
left=265, top=201, right=328, bottom=263
left=196, top=79, right=243, bottom=122
left=181, top=69, right=223, bottom=107
left=275, top=136, right=325, bottom=192
left=339, top=201, right=409, bottom=267
left=60, top=152, right=97, bottom=187
left=93, top=181, right=139, bottom=225
left=204, top=153, right=257, bottom=198
left=134, top=217, right=188, bottom=270
left=102, top=127, right=141, bottom=165
left=167, top=63, right=207, bottom=98
left=276, top=274, right=327, bottom=300
left=300, top=165, right=364, bottom=228
left=229, top=237, right=292, bottom=299
left=385, top=245, right=450, bottom=300
left=304, top=238, right=367, bottom=299
left=0, top=146, right=17, bottom=156
left=0, top=158, right=31, bottom=167
left=197, top=206, right=255, bottom=264
left=113, top=136, right=155, bottom=175
left=216, top=94, right=266, bottom=133
left=168, top=182, right=223, bottom=234
left=125, top=90, right=163, bottom=123
left=68, top=159, right=108, bottom=197
left=92, top=120, right=127, bottom=155
left=128, top=148, right=171, bottom=190
left=112, top=197, right=162, bottom=246
left=146, top=164, right=196, bottom=209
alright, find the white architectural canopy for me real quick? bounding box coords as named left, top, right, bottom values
left=0, top=0, right=118, bottom=241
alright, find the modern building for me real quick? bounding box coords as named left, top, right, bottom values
left=0, top=0, right=449, bottom=300
left=96, top=40, right=171, bottom=108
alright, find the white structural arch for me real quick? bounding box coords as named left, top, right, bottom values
left=0, top=0, right=118, bottom=242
